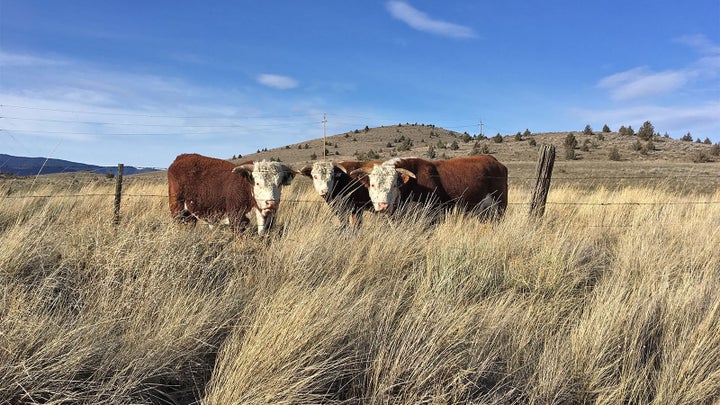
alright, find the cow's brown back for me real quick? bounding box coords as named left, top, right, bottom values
left=167, top=153, right=255, bottom=226
left=395, top=155, right=508, bottom=214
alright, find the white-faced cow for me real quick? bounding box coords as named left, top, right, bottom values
left=351, top=155, right=508, bottom=218
left=168, top=153, right=296, bottom=235
left=299, top=160, right=380, bottom=228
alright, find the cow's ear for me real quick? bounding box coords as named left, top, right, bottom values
left=299, top=166, right=312, bottom=178
left=396, top=168, right=416, bottom=184
left=232, top=164, right=254, bottom=181
left=282, top=166, right=297, bottom=186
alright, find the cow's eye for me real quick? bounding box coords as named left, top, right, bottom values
left=256, top=182, right=260, bottom=186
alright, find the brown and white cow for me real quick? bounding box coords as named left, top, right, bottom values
left=299, top=160, right=380, bottom=228
left=168, top=153, right=296, bottom=235
left=351, top=155, right=508, bottom=218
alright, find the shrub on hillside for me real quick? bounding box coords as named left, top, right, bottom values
left=565, top=132, right=578, bottom=160
left=631, top=140, right=643, bottom=152
left=354, top=149, right=381, bottom=161
left=427, top=145, right=436, bottom=159
left=580, top=139, right=591, bottom=152
left=608, top=147, right=621, bottom=161
left=691, top=150, right=710, bottom=163
left=619, top=126, right=635, bottom=136
left=397, top=138, right=413, bottom=151
left=638, top=121, right=655, bottom=141
left=470, top=142, right=490, bottom=155
left=492, top=133, right=503, bottom=143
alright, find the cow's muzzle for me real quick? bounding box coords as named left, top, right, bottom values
left=374, top=202, right=394, bottom=214
left=261, top=200, right=279, bottom=213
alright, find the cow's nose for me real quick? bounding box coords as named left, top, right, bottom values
left=319, top=189, right=328, bottom=196
left=264, top=200, right=278, bottom=210
left=375, top=202, right=388, bottom=212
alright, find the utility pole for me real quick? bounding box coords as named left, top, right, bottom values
left=479, top=120, right=484, bottom=138
left=322, top=113, right=327, bottom=160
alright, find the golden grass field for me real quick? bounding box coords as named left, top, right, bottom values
left=1, top=165, right=718, bottom=404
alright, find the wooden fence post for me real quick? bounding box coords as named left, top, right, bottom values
left=114, top=163, right=124, bottom=225
left=529, top=145, right=555, bottom=218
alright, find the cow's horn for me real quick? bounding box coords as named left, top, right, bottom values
left=232, top=163, right=254, bottom=173
left=336, top=164, right=349, bottom=174
left=349, top=167, right=371, bottom=177
left=396, top=168, right=416, bottom=179
left=299, top=165, right=312, bottom=177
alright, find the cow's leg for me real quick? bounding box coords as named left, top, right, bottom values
left=476, top=193, right=502, bottom=220
left=231, top=214, right=251, bottom=235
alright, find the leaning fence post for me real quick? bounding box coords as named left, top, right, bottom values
left=114, top=163, right=124, bottom=225
left=529, top=145, right=555, bottom=218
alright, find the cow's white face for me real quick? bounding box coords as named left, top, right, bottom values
left=234, top=160, right=295, bottom=234
left=310, top=161, right=336, bottom=198
left=368, top=164, right=402, bottom=214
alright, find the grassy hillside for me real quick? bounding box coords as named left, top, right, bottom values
left=0, top=175, right=718, bottom=403
left=238, top=124, right=719, bottom=166
left=120, top=124, right=718, bottom=194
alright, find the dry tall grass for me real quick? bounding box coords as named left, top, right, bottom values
left=0, top=178, right=718, bottom=404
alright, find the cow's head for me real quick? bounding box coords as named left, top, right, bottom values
left=351, top=162, right=415, bottom=214
left=233, top=161, right=296, bottom=234
left=299, top=161, right=341, bottom=199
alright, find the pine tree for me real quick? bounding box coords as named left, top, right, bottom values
left=565, top=132, right=578, bottom=160
left=638, top=121, right=655, bottom=141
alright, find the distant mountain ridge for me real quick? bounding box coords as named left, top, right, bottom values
left=0, top=154, right=160, bottom=176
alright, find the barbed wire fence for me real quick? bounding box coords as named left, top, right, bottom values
left=2, top=159, right=719, bottom=232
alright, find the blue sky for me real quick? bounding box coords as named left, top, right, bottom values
left=1, top=0, right=718, bottom=168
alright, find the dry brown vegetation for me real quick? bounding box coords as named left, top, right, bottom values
left=1, top=165, right=719, bottom=403
left=238, top=124, right=717, bottom=166
left=225, top=125, right=720, bottom=195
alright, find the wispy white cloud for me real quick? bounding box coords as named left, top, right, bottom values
left=675, top=34, right=720, bottom=55
left=257, top=74, right=299, bottom=90
left=386, top=1, right=476, bottom=39
left=0, top=52, right=327, bottom=166
left=0, top=51, right=69, bottom=67
left=597, top=35, right=720, bottom=101
left=597, top=67, right=689, bottom=100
